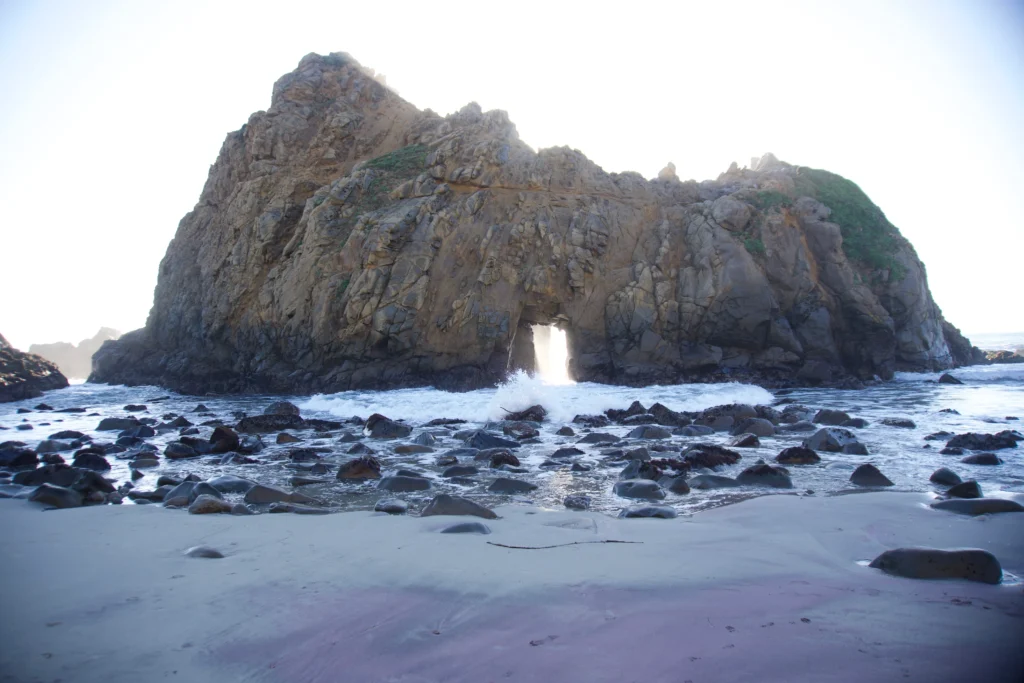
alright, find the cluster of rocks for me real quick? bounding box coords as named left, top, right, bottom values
left=0, top=333, right=68, bottom=403
left=3, top=395, right=1021, bottom=529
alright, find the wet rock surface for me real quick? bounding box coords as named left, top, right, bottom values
left=869, top=548, right=1002, bottom=584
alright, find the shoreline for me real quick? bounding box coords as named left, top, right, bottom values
left=2, top=492, right=1022, bottom=682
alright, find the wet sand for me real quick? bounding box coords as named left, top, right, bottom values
left=1, top=492, right=1022, bottom=682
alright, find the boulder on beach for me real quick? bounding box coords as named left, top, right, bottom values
left=164, top=442, right=199, bottom=459
left=687, top=474, right=740, bottom=489
left=729, top=433, right=760, bottom=448
left=945, top=431, right=1021, bottom=451
left=236, top=414, right=305, bottom=433
left=929, top=467, right=962, bottom=486
left=577, top=432, right=620, bottom=445
left=676, top=425, right=715, bottom=437
left=682, top=444, right=741, bottom=469
left=374, top=498, right=408, bottom=514
left=626, top=425, right=672, bottom=440
left=730, top=418, right=775, bottom=437
left=210, top=426, right=240, bottom=453
left=619, top=505, right=677, bottom=519
left=487, top=477, right=538, bottom=494
left=961, top=453, right=1003, bottom=465
left=336, top=456, right=382, bottom=480
left=96, top=417, right=141, bottom=431
left=556, top=426, right=575, bottom=437
left=184, top=545, right=225, bottom=559
left=613, top=479, right=666, bottom=500
left=504, top=405, right=547, bottom=422
left=264, top=401, right=301, bottom=417
left=946, top=481, right=982, bottom=499
left=188, top=494, right=232, bottom=514
left=736, top=463, right=793, bottom=488
left=28, top=483, right=83, bottom=509
left=776, top=446, right=820, bottom=465
left=850, top=464, right=893, bottom=487
left=420, top=494, right=497, bottom=519
left=658, top=475, right=691, bottom=494
left=378, top=475, right=431, bottom=493
left=930, top=498, right=1024, bottom=515
left=880, top=418, right=916, bottom=429
left=563, top=494, right=591, bottom=510
left=812, top=409, right=850, bottom=426
left=938, top=373, right=963, bottom=385
left=442, top=465, right=479, bottom=478
left=869, top=548, right=1001, bottom=584
left=365, top=413, right=412, bottom=439
left=551, top=447, right=585, bottom=459
left=804, top=427, right=867, bottom=454
left=619, top=459, right=661, bottom=481
left=465, top=430, right=519, bottom=450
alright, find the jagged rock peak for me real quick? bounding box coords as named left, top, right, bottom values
left=91, top=52, right=975, bottom=394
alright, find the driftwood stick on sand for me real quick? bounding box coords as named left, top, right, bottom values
left=486, top=540, right=643, bottom=550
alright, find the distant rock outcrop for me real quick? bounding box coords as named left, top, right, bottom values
left=92, top=52, right=972, bottom=394
left=30, top=328, right=120, bottom=379
left=1, top=333, right=68, bottom=402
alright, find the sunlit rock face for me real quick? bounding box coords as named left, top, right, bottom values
left=90, top=52, right=974, bottom=394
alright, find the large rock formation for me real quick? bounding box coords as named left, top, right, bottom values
left=30, top=327, right=120, bottom=379
left=1, top=333, right=69, bottom=402
left=91, top=53, right=974, bottom=394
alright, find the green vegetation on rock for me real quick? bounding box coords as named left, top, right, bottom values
left=794, top=168, right=906, bottom=280
left=744, top=238, right=766, bottom=255
left=752, top=190, right=791, bottom=211
left=365, top=144, right=427, bottom=175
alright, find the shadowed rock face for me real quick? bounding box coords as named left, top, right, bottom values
left=1, top=333, right=69, bottom=403
left=90, top=52, right=972, bottom=395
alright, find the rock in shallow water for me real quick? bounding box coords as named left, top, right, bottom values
left=564, top=494, right=591, bottom=510
left=869, top=548, right=1001, bottom=584
left=961, top=453, right=1003, bottom=465
left=804, top=428, right=867, bottom=454
left=946, top=481, right=982, bottom=499
left=374, top=498, right=408, bottom=514
left=188, top=494, right=232, bottom=514
left=776, top=446, right=820, bottom=465
left=487, top=477, right=538, bottom=494
left=687, top=474, right=740, bottom=489
left=378, top=475, right=431, bottom=493
left=184, top=545, right=224, bottom=559
left=28, top=483, right=82, bottom=508
left=613, top=479, right=666, bottom=500
left=929, top=467, right=962, bottom=486
left=736, top=463, right=793, bottom=488
left=850, top=464, right=893, bottom=487
left=420, top=494, right=497, bottom=519
left=930, top=498, right=1024, bottom=515
left=619, top=505, right=677, bottom=519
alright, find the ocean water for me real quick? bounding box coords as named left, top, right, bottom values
left=968, top=331, right=1024, bottom=353
left=1, top=364, right=1022, bottom=516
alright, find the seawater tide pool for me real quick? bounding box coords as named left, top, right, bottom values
left=1, top=367, right=1022, bottom=515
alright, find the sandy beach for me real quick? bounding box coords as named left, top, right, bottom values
left=2, top=492, right=1022, bottom=682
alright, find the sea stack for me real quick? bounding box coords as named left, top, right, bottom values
left=91, top=52, right=977, bottom=395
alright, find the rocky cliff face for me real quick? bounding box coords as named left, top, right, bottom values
left=91, top=52, right=974, bottom=394
left=1, top=333, right=69, bottom=402
left=30, top=327, right=120, bottom=379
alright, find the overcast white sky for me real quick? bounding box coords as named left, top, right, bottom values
left=1, top=0, right=1021, bottom=351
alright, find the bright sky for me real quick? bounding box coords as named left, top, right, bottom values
left=1, top=0, right=1022, bottom=351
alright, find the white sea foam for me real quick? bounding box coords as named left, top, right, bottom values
left=300, top=372, right=774, bottom=425
left=894, top=363, right=1024, bottom=383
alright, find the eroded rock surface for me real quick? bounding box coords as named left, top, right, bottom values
left=1, top=334, right=68, bottom=403
left=90, top=53, right=974, bottom=394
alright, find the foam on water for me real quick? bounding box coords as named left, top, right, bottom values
left=894, top=364, right=1024, bottom=383
left=301, top=371, right=774, bottom=424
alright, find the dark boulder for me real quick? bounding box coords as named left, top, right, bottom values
left=504, top=405, right=547, bottom=422
left=465, top=431, right=519, bottom=450
left=619, top=459, right=662, bottom=481
left=648, top=402, right=691, bottom=427
left=869, top=548, right=1000, bottom=584
left=841, top=418, right=869, bottom=428
left=675, top=425, right=714, bottom=437
left=682, top=444, right=741, bottom=469
left=420, top=494, right=497, bottom=519
left=164, top=442, right=200, bottom=459
left=572, top=414, right=611, bottom=428
left=556, top=426, right=575, bottom=437
left=440, top=521, right=492, bottom=534
left=236, top=414, right=304, bottom=433
left=881, top=418, right=916, bottom=429
left=618, top=505, right=677, bottom=519
left=365, top=413, right=412, bottom=439
left=626, top=425, right=671, bottom=440
left=730, top=418, right=775, bottom=437
left=502, top=421, right=540, bottom=440
left=487, top=478, right=538, bottom=494
left=776, top=446, right=820, bottom=465
left=264, top=401, right=301, bottom=416
left=378, top=476, right=431, bottom=493
left=946, top=432, right=1020, bottom=451
left=210, top=426, right=240, bottom=453
left=961, top=453, right=1002, bottom=465
left=946, top=481, right=982, bottom=499
left=804, top=427, right=867, bottom=454
left=658, top=475, right=691, bottom=495
left=563, top=494, right=592, bottom=510
left=288, top=448, right=321, bottom=462
left=736, top=464, right=793, bottom=488
left=96, top=417, right=141, bottom=431
left=850, top=464, right=893, bottom=487
left=374, top=498, right=408, bottom=514
left=0, top=447, right=38, bottom=470
left=930, top=499, right=1024, bottom=515
left=28, top=483, right=82, bottom=509
left=277, top=432, right=302, bottom=444
left=729, top=433, right=760, bottom=448
left=812, top=409, right=850, bottom=426
left=577, top=432, right=620, bottom=445
left=442, top=465, right=479, bottom=478
left=613, top=479, right=666, bottom=500
left=940, top=447, right=964, bottom=455
left=336, top=456, right=382, bottom=480
left=929, top=467, right=962, bottom=486
left=71, top=450, right=110, bottom=471
left=938, top=373, right=963, bottom=385
left=550, top=447, right=585, bottom=459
